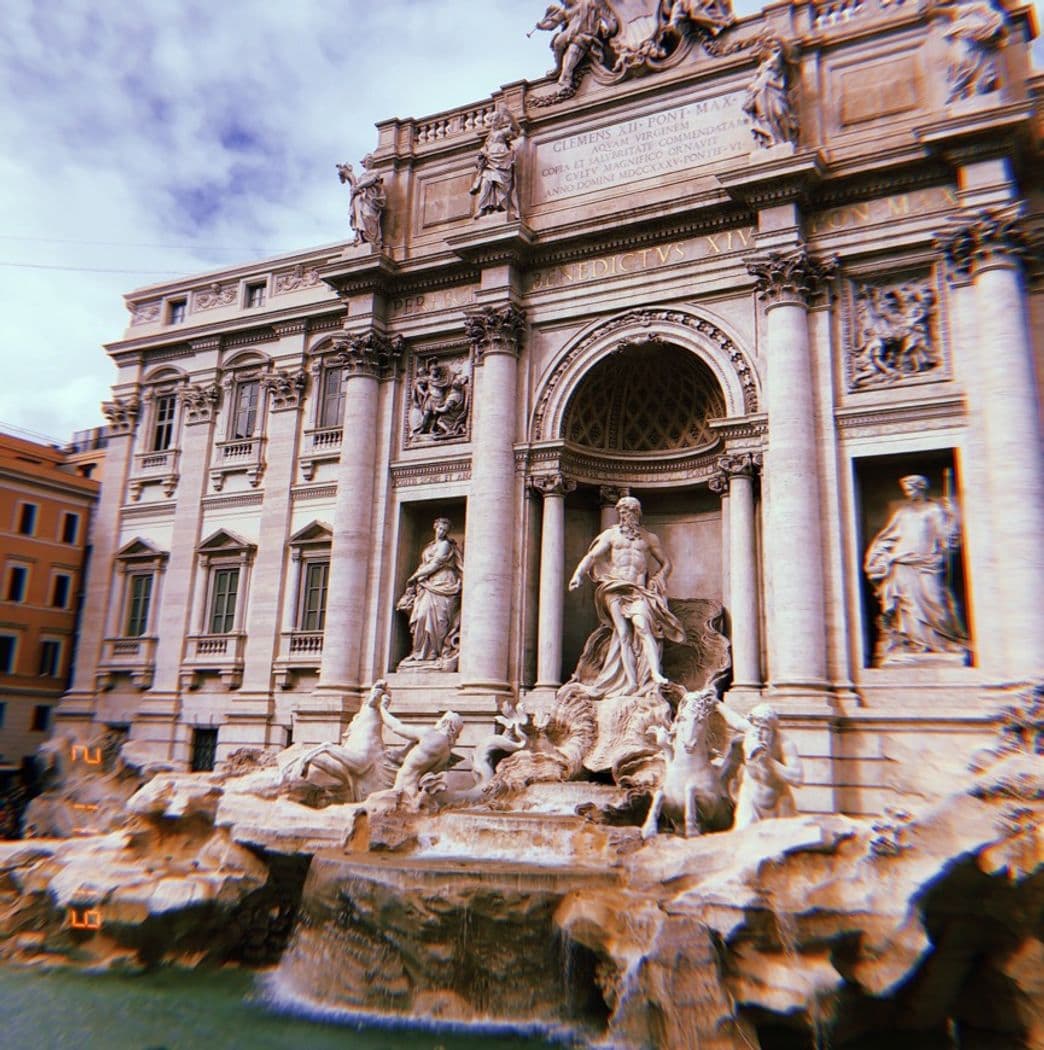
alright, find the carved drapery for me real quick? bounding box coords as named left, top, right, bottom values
left=331, top=331, right=404, bottom=380
left=179, top=383, right=221, bottom=425
left=935, top=205, right=1030, bottom=278
left=464, top=304, right=526, bottom=363
left=101, top=396, right=141, bottom=436
left=746, top=248, right=837, bottom=306
left=262, top=368, right=308, bottom=411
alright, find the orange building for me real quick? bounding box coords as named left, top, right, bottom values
left=0, top=433, right=100, bottom=777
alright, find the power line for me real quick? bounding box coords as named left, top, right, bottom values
left=0, top=261, right=186, bottom=276
left=0, top=233, right=289, bottom=255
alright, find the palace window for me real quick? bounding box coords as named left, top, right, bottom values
left=318, top=363, right=345, bottom=429
left=30, top=705, right=51, bottom=732
left=151, top=393, right=178, bottom=451
left=191, top=728, right=218, bottom=772
left=168, top=299, right=187, bottom=325
left=125, top=573, right=154, bottom=637
left=51, top=573, right=72, bottom=609
left=231, top=379, right=260, bottom=439
left=0, top=635, right=15, bottom=674
left=6, top=565, right=28, bottom=603
left=17, top=503, right=37, bottom=536
left=61, top=512, right=80, bottom=544
left=0, top=703, right=5, bottom=728
left=208, top=567, right=240, bottom=634
left=38, top=638, right=62, bottom=677
left=245, top=281, right=267, bottom=308
left=300, top=560, right=329, bottom=632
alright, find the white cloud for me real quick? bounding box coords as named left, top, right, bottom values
left=0, top=0, right=1038, bottom=442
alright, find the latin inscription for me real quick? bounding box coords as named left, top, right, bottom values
left=536, top=92, right=752, bottom=204
left=807, top=187, right=959, bottom=237
left=389, top=285, right=477, bottom=318
left=528, top=228, right=754, bottom=293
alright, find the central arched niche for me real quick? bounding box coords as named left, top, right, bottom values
left=562, top=342, right=727, bottom=454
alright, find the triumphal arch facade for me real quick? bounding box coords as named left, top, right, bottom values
left=60, top=0, right=1042, bottom=816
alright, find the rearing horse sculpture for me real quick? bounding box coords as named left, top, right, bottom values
left=640, top=687, right=743, bottom=839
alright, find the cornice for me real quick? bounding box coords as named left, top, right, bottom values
left=201, top=493, right=265, bottom=511
left=717, top=149, right=825, bottom=208
left=318, top=252, right=401, bottom=298
left=447, top=222, right=536, bottom=268
left=292, top=484, right=338, bottom=502
left=390, top=457, right=472, bottom=488
left=120, top=501, right=177, bottom=520
left=834, top=394, right=967, bottom=432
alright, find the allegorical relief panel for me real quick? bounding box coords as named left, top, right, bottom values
left=845, top=273, right=946, bottom=392
left=404, top=350, right=472, bottom=448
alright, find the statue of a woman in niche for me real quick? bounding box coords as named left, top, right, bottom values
left=742, top=38, right=798, bottom=148
left=396, top=518, right=464, bottom=671
left=470, top=107, right=522, bottom=221
left=864, top=473, right=969, bottom=665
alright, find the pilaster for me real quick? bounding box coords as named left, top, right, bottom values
left=531, top=472, right=576, bottom=691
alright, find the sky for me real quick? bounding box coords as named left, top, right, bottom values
left=0, top=1, right=1040, bottom=445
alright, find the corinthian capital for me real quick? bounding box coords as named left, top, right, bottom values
left=332, top=330, right=404, bottom=380
left=746, top=248, right=837, bottom=306
left=101, top=395, right=141, bottom=435
left=934, top=204, right=1030, bottom=278
left=531, top=472, right=576, bottom=498
left=263, top=368, right=308, bottom=411
left=464, top=303, right=526, bottom=363
left=709, top=452, right=763, bottom=495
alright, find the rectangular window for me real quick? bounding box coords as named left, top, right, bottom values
left=38, top=639, right=62, bottom=677
left=168, top=299, right=187, bottom=325
left=6, top=566, right=28, bottom=603
left=51, top=574, right=71, bottom=609
left=126, top=573, right=154, bottom=637
left=319, top=365, right=345, bottom=428
left=0, top=702, right=5, bottom=728
left=191, top=728, right=218, bottom=772
left=245, top=282, right=266, bottom=308
left=152, top=394, right=177, bottom=451
left=61, top=512, right=80, bottom=544
left=208, top=567, right=240, bottom=634
left=30, top=705, right=51, bottom=732
left=17, top=503, right=38, bottom=536
left=232, top=381, right=260, bottom=439
left=0, top=636, right=15, bottom=673
left=300, top=561, right=329, bottom=632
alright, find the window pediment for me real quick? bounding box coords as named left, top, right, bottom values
left=289, top=521, right=333, bottom=547
left=197, top=528, right=256, bottom=557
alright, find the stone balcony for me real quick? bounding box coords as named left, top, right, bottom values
left=273, top=630, right=324, bottom=689
left=211, top=436, right=266, bottom=491
left=96, top=636, right=158, bottom=691
left=300, top=426, right=342, bottom=482
left=181, top=632, right=247, bottom=690
left=128, top=448, right=181, bottom=501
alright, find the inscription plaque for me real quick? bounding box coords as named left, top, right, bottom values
left=535, top=91, right=752, bottom=204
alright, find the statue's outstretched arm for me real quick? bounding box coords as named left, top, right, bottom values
left=569, top=530, right=611, bottom=589
left=379, top=697, right=424, bottom=742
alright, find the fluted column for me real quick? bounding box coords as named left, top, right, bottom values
left=747, top=249, right=835, bottom=695
left=458, top=304, right=525, bottom=695
left=710, top=453, right=763, bottom=690
left=531, top=473, right=576, bottom=689
left=316, top=332, right=402, bottom=693
left=937, top=207, right=1044, bottom=678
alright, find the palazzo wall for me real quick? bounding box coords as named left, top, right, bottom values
left=57, top=0, right=1043, bottom=815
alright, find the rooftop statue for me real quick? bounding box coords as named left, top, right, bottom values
left=533, top=0, right=620, bottom=92
left=568, top=495, right=686, bottom=699
left=336, top=154, right=386, bottom=249
left=396, top=518, right=463, bottom=672
left=864, top=473, right=969, bottom=665
left=470, top=106, right=523, bottom=221
left=943, top=0, right=1008, bottom=103
left=742, top=38, right=798, bottom=148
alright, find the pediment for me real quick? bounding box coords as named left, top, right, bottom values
left=115, top=537, right=169, bottom=562
left=197, top=528, right=256, bottom=554
left=288, top=521, right=333, bottom=546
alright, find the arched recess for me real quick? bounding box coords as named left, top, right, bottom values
left=531, top=306, right=760, bottom=446
left=142, top=364, right=188, bottom=386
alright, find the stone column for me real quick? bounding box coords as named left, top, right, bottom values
left=63, top=395, right=141, bottom=707
left=531, top=472, right=576, bottom=690
left=938, top=207, right=1044, bottom=678
left=316, top=332, right=402, bottom=695
left=711, top=453, right=763, bottom=690
left=599, top=485, right=629, bottom=532
left=747, top=249, right=835, bottom=696
left=458, top=304, right=525, bottom=696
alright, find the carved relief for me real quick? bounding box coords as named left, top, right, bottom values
left=180, top=383, right=221, bottom=425
left=470, top=105, right=523, bottom=221
left=336, top=155, right=386, bottom=249
left=847, top=277, right=941, bottom=390
left=263, top=368, right=308, bottom=411
left=131, top=302, right=161, bottom=326
left=406, top=353, right=471, bottom=446
left=943, top=0, right=1008, bottom=103
left=746, top=248, right=837, bottom=306
left=273, top=265, right=321, bottom=295
left=742, top=38, right=798, bottom=148
left=464, top=304, right=526, bottom=363
left=101, top=396, right=141, bottom=435
left=194, top=282, right=236, bottom=312
left=530, top=0, right=737, bottom=104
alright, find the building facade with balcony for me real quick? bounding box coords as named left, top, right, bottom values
left=58, top=0, right=1042, bottom=810
left=0, top=433, right=100, bottom=775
